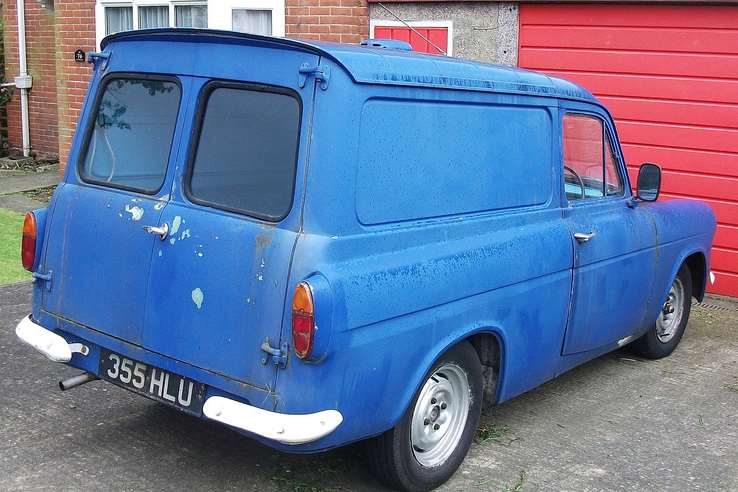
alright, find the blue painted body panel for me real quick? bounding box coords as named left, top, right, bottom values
left=29, top=30, right=716, bottom=453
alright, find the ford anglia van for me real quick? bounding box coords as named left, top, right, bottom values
left=17, top=30, right=716, bottom=491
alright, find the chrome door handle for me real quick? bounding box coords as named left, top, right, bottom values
left=143, top=223, right=168, bottom=240
left=574, top=231, right=596, bottom=243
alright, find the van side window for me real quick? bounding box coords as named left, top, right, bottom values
left=188, top=85, right=300, bottom=222
left=604, top=135, right=624, bottom=196
left=562, top=113, right=624, bottom=201
left=80, top=77, right=180, bottom=193
left=356, top=100, right=553, bottom=225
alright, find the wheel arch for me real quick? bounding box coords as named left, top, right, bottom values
left=390, top=326, right=507, bottom=431
left=683, top=251, right=707, bottom=302
left=662, top=248, right=708, bottom=304
left=467, top=331, right=504, bottom=410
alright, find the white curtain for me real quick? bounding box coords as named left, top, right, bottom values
left=139, top=6, right=170, bottom=29
left=175, top=5, right=208, bottom=28
left=105, top=6, right=133, bottom=35
left=232, top=9, right=272, bottom=36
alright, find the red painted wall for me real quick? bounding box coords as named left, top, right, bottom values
left=520, top=4, right=738, bottom=297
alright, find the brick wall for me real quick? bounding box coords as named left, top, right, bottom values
left=3, top=1, right=59, bottom=156
left=54, top=0, right=96, bottom=169
left=286, top=0, right=369, bottom=44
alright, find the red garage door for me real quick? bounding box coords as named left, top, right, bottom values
left=520, top=4, right=738, bottom=297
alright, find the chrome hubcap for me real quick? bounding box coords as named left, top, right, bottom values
left=656, top=276, right=685, bottom=343
left=411, top=363, right=470, bottom=467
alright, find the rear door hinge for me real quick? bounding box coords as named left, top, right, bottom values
left=32, top=269, right=53, bottom=291
left=87, top=51, right=111, bottom=70
left=298, top=63, right=330, bottom=90
left=260, top=337, right=289, bottom=368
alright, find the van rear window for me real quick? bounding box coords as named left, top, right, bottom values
left=80, top=77, right=180, bottom=193
left=187, top=85, right=301, bottom=222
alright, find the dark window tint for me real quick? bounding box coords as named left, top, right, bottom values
left=189, top=87, right=300, bottom=221
left=81, top=78, right=180, bottom=193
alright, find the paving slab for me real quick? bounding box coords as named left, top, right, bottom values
left=0, top=194, right=46, bottom=214
left=1, top=282, right=737, bottom=491
left=0, top=172, right=59, bottom=195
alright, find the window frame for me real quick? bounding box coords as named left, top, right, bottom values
left=76, top=72, right=183, bottom=196
left=183, top=80, right=303, bottom=223
left=562, top=111, right=627, bottom=206
left=207, top=1, right=284, bottom=36
left=96, top=0, right=208, bottom=47
left=231, top=8, right=274, bottom=36
left=369, top=19, right=453, bottom=56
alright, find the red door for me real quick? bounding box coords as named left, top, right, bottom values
left=372, top=24, right=449, bottom=55
left=519, top=4, right=738, bottom=297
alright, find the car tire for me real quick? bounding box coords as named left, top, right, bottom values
left=631, top=264, right=692, bottom=359
left=365, top=341, right=483, bottom=492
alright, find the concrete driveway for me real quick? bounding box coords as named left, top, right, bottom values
left=2, top=282, right=737, bottom=491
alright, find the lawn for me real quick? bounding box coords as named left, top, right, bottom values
left=0, top=208, right=31, bottom=285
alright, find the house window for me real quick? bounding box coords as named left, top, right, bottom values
left=105, top=6, right=133, bottom=35
left=139, top=6, right=169, bottom=29
left=175, top=5, right=207, bottom=28
left=208, top=1, right=284, bottom=37
left=232, top=9, right=272, bottom=36
left=370, top=20, right=453, bottom=56
left=96, top=1, right=208, bottom=47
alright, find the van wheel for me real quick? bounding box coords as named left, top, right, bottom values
left=366, top=342, right=483, bottom=492
left=631, top=265, right=692, bottom=359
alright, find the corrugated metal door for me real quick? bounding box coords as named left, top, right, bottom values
left=519, top=4, right=738, bottom=297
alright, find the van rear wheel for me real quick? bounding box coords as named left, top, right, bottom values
left=366, top=342, right=483, bottom=492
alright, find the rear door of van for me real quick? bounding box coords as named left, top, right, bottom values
left=42, top=74, right=185, bottom=345
left=143, top=77, right=305, bottom=390
left=43, top=37, right=318, bottom=392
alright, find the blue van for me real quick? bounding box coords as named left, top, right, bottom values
left=17, top=30, right=716, bottom=491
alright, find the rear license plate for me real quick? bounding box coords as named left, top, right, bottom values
left=99, top=349, right=206, bottom=416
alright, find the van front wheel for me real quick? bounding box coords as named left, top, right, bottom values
left=366, top=342, right=483, bottom=492
left=631, top=264, right=692, bottom=359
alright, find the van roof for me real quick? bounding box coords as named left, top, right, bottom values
left=101, top=29, right=597, bottom=103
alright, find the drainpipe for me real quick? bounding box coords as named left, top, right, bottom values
left=15, top=0, right=33, bottom=157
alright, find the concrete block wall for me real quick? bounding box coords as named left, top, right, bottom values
left=369, top=2, right=519, bottom=66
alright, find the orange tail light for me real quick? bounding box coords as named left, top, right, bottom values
left=21, top=212, right=37, bottom=271
left=292, top=282, right=315, bottom=359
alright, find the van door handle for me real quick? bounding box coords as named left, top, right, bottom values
left=143, top=223, right=168, bottom=240
left=574, top=231, right=596, bottom=243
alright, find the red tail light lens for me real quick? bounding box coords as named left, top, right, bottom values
left=21, top=212, right=37, bottom=271
left=292, top=282, right=315, bottom=359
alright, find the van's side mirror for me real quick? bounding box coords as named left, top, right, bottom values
left=636, top=163, right=661, bottom=202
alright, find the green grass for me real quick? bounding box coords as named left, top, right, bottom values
left=475, top=422, right=511, bottom=444
left=503, top=470, right=528, bottom=492
left=0, top=208, right=32, bottom=285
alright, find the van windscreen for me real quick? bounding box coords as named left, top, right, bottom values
left=80, top=77, right=180, bottom=194
left=187, top=85, right=301, bottom=222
